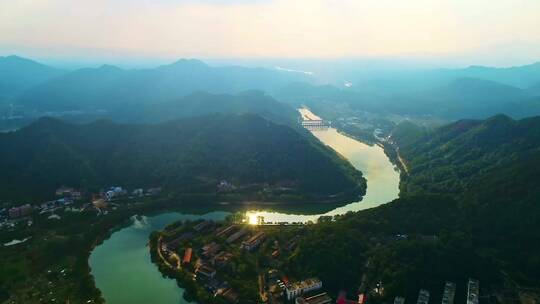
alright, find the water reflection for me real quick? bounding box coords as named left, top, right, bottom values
left=243, top=108, right=400, bottom=224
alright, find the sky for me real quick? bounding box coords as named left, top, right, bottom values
left=1, top=0, right=540, bottom=67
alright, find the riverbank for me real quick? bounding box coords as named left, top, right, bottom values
left=0, top=195, right=226, bottom=303
left=149, top=219, right=329, bottom=304
left=0, top=186, right=368, bottom=303
left=87, top=108, right=400, bottom=303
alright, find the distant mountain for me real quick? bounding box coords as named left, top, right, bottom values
left=415, top=77, right=535, bottom=119
left=0, top=55, right=64, bottom=103
left=16, top=58, right=311, bottom=111
left=0, top=114, right=365, bottom=202
left=115, top=91, right=300, bottom=126
left=453, top=62, right=540, bottom=88
left=346, top=61, right=540, bottom=93
left=280, top=78, right=540, bottom=120
left=527, top=82, right=540, bottom=96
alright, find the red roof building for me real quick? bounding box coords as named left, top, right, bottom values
left=183, top=248, right=192, bottom=264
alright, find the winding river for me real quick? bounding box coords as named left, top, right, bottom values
left=89, top=108, right=400, bottom=303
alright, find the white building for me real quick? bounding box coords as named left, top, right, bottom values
left=285, top=278, right=323, bottom=300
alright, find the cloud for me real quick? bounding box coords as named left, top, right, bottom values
left=1, top=0, right=539, bottom=62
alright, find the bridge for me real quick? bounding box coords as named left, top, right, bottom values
left=301, top=119, right=331, bottom=130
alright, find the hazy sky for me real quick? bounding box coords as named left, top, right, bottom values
left=1, top=0, right=540, bottom=66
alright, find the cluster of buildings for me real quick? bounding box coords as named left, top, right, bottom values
left=157, top=221, right=243, bottom=303
left=1, top=184, right=164, bottom=230
left=158, top=221, right=321, bottom=304
left=388, top=279, right=479, bottom=304
left=92, top=186, right=162, bottom=208
left=7, top=204, right=32, bottom=219
left=55, top=186, right=82, bottom=200
left=101, top=186, right=161, bottom=202
left=0, top=186, right=85, bottom=228
left=292, top=278, right=479, bottom=304
left=91, top=186, right=162, bottom=211
left=217, top=180, right=236, bottom=192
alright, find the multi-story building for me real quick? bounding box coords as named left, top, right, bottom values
left=285, top=278, right=323, bottom=300
left=417, top=289, right=430, bottom=304
left=467, top=279, right=479, bottom=304
left=442, top=282, right=456, bottom=304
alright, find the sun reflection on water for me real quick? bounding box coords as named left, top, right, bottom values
left=246, top=211, right=264, bottom=225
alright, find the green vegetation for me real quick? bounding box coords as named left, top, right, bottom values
left=290, top=114, right=540, bottom=302
left=0, top=196, right=184, bottom=303
left=0, top=114, right=365, bottom=203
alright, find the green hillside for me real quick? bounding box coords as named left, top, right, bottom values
left=291, top=114, right=540, bottom=302
left=0, top=114, right=365, bottom=203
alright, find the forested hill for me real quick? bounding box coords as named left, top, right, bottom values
left=0, top=114, right=365, bottom=202
left=291, top=115, right=540, bottom=301
left=395, top=114, right=540, bottom=200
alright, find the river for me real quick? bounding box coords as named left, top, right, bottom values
left=89, top=108, right=400, bottom=303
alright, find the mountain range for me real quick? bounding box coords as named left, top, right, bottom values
left=14, top=58, right=311, bottom=111
left=0, top=56, right=63, bottom=103
left=278, top=77, right=540, bottom=119
left=2, top=54, right=540, bottom=126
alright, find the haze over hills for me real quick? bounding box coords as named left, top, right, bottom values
left=114, top=90, right=300, bottom=126
left=2, top=55, right=540, bottom=128
left=0, top=114, right=365, bottom=202
left=278, top=76, right=540, bottom=120
left=0, top=55, right=63, bottom=103
left=339, top=61, right=540, bottom=92
left=15, top=58, right=312, bottom=111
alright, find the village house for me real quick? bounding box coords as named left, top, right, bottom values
left=132, top=188, right=144, bottom=197
left=196, top=264, right=216, bottom=280
left=146, top=187, right=162, bottom=196
left=221, top=288, right=239, bottom=304
left=285, top=278, right=323, bottom=300
left=226, top=229, right=247, bottom=244
left=165, top=232, right=193, bottom=251
left=216, top=225, right=237, bottom=238
left=467, top=279, right=479, bottom=304
left=194, top=220, right=213, bottom=232
left=296, top=293, right=332, bottom=304
left=182, top=248, right=192, bottom=265
left=8, top=204, right=32, bottom=219
left=417, top=289, right=430, bottom=304
left=210, top=251, right=233, bottom=268
left=201, top=242, right=221, bottom=258
left=241, top=231, right=265, bottom=251
left=105, top=187, right=126, bottom=201
left=393, top=296, right=405, bottom=304
left=442, top=282, right=456, bottom=304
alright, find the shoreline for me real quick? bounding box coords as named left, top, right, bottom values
left=87, top=115, right=399, bottom=303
